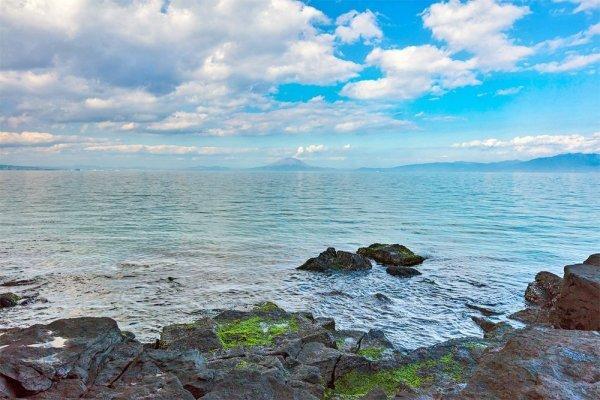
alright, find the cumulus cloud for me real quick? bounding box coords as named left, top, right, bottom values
left=342, top=45, right=479, bottom=100
left=295, top=144, right=326, bottom=157
left=335, top=10, right=382, bottom=44
left=342, top=0, right=533, bottom=100
left=533, top=53, right=600, bottom=73
left=422, top=0, right=532, bottom=71
left=453, top=133, right=600, bottom=156
left=0, top=0, right=362, bottom=133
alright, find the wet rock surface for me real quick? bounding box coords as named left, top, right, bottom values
left=297, top=248, right=372, bottom=272
left=357, top=244, right=424, bottom=267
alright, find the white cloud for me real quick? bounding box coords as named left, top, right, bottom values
left=204, top=96, right=414, bottom=136
left=83, top=144, right=251, bottom=155
left=148, top=112, right=208, bottom=132
left=295, top=144, right=326, bottom=157
left=422, top=0, right=532, bottom=71
left=341, top=45, right=479, bottom=100
left=0, top=131, right=92, bottom=147
left=553, top=0, right=600, bottom=13
left=533, top=53, right=600, bottom=73
left=495, top=86, right=523, bottom=96
left=535, top=23, right=600, bottom=53
left=453, top=133, right=600, bottom=156
left=335, top=10, right=382, bottom=44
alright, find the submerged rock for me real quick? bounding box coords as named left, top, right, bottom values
left=385, top=265, right=421, bottom=278
left=0, top=292, right=20, bottom=308
left=550, top=260, right=600, bottom=330
left=297, top=247, right=372, bottom=272
left=357, top=243, right=424, bottom=267
left=465, top=303, right=500, bottom=317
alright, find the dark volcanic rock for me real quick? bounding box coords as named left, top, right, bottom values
left=584, top=253, right=600, bottom=266
left=0, top=317, right=125, bottom=397
left=550, top=261, right=600, bottom=330
left=524, top=271, right=562, bottom=308
left=470, top=316, right=497, bottom=333
left=357, top=243, right=424, bottom=266
left=297, top=247, right=372, bottom=272
left=385, top=265, right=421, bottom=278
left=508, top=307, right=551, bottom=325
left=0, top=292, right=20, bottom=308
left=457, top=326, right=600, bottom=399
left=158, top=317, right=222, bottom=352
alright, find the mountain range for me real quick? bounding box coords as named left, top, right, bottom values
left=358, top=153, right=600, bottom=172
left=2, top=153, right=598, bottom=172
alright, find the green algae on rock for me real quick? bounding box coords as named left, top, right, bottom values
left=357, top=243, right=425, bottom=267
left=326, top=351, right=468, bottom=399
left=0, top=292, right=21, bottom=308
left=216, top=315, right=299, bottom=349
left=357, top=347, right=385, bottom=361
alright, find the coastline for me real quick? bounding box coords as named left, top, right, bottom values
left=1, top=251, right=598, bottom=399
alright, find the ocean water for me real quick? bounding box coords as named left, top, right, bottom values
left=0, top=171, right=598, bottom=349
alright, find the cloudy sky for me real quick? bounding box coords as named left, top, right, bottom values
left=1, top=0, right=599, bottom=168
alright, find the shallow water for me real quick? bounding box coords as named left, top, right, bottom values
left=0, top=171, right=598, bottom=349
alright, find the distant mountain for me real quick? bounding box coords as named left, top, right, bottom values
left=0, top=164, right=54, bottom=170
left=253, top=157, right=326, bottom=171
left=359, top=153, right=600, bottom=172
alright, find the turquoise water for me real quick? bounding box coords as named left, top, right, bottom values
left=0, top=171, right=598, bottom=348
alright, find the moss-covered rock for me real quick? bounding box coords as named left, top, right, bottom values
left=0, top=292, right=20, bottom=308
left=298, top=247, right=372, bottom=272
left=357, top=244, right=424, bottom=267
left=216, top=315, right=299, bottom=349
left=357, top=347, right=384, bottom=361
left=326, top=349, right=473, bottom=399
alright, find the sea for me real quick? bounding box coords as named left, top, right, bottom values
left=1, top=170, right=598, bottom=349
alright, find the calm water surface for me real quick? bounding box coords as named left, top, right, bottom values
left=0, top=171, right=598, bottom=348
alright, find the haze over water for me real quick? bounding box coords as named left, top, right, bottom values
left=1, top=170, right=598, bottom=349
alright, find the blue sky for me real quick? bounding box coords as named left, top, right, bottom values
left=0, top=0, right=598, bottom=168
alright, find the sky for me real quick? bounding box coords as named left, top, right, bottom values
left=0, top=0, right=599, bottom=169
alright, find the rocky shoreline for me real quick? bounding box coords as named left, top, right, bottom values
left=1, top=250, right=598, bottom=399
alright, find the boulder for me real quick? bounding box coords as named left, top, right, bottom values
left=0, top=317, right=125, bottom=397
left=550, top=261, right=600, bottom=330
left=584, top=253, right=600, bottom=266
left=457, top=326, right=600, bottom=399
left=524, top=271, right=562, bottom=308
left=386, top=266, right=421, bottom=278
left=357, top=243, right=424, bottom=266
left=297, top=247, right=372, bottom=272
left=0, top=292, right=20, bottom=308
